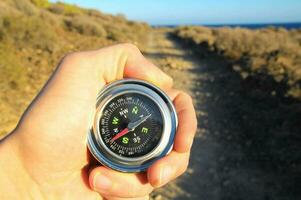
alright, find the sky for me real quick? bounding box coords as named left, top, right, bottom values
left=50, top=0, right=301, bottom=25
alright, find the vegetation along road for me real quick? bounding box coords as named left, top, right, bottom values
left=146, top=29, right=301, bottom=200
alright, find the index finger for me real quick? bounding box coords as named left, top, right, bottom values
left=108, top=43, right=174, bottom=90
left=172, top=91, right=197, bottom=153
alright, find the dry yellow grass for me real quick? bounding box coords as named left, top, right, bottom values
left=0, top=0, right=149, bottom=136
left=175, top=26, right=301, bottom=99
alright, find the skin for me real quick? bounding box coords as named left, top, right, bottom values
left=0, top=43, right=197, bottom=200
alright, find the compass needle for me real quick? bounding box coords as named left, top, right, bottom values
left=110, top=128, right=130, bottom=142
left=128, top=114, right=152, bottom=131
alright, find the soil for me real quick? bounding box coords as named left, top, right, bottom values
left=145, top=29, right=301, bottom=200
left=1, top=24, right=300, bottom=199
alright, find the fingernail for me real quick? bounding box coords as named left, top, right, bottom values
left=93, top=173, right=112, bottom=191
left=159, top=166, right=174, bottom=187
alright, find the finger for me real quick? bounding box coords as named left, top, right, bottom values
left=147, top=151, right=190, bottom=188
left=89, top=166, right=153, bottom=198
left=16, top=44, right=174, bottom=147
left=103, top=195, right=149, bottom=200
left=120, top=43, right=173, bottom=90
left=29, top=43, right=173, bottom=103
left=164, top=89, right=180, bottom=100
left=92, top=43, right=173, bottom=90
left=172, top=91, right=197, bottom=153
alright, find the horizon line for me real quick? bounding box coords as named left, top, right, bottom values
left=150, top=21, right=301, bottom=27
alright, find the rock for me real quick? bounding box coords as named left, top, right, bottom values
left=241, top=72, right=249, bottom=79
left=232, top=65, right=242, bottom=72
left=36, top=49, right=43, bottom=54
left=271, top=90, right=276, bottom=96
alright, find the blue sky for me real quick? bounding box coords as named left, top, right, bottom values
left=50, top=0, right=301, bottom=25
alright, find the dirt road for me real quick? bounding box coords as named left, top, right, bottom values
left=144, top=29, right=204, bottom=199
left=145, top=29, right=301, bottom=200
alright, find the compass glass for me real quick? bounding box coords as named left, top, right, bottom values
left=99, top=93, right=164, bottom=158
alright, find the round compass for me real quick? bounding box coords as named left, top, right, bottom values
left=87, top=79, right=177, bottom=172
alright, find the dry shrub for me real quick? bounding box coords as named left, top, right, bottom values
left=5, top=0, right=38, bottom=15
left=175, top=26, right=301, bottom=99
left=64, top=15, right=107, bottom=37
left=30, top=0, right=49, bottom=8
left=176, top=26, right=215, bottom=46
left=0, top=1, right=22, bottom=17
left=48, top=2, right=83, bottom=16
left=0, top=0, right=149, bottom=136
left=0, top=16, right=59, bottom=51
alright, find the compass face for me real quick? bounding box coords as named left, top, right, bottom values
left=99, top=93, right=164, bottom=158
left=88, top=79, right=178, bottom=172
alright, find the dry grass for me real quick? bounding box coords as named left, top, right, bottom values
left=0, top=0, right=149, bottom=136
left=175, top=26, right=301, bottom=99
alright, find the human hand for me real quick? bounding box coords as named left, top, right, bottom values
left=0, top=44, right=197, bottom=200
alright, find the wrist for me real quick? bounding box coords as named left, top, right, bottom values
left=0, top=133, right=43, bottom=199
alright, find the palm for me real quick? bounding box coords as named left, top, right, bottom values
left=22, top=92, right=181, bottom=199
left=16, top=73, right=104, bottom=199
left=4, top=44, right=196, bottom=199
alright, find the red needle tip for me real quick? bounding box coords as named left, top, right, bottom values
left=110, top=128, right=129, bottom=143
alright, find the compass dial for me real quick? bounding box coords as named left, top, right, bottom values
left=88, top=79, right=177, bottom=172
left=99, top=93, right=164, bottom=157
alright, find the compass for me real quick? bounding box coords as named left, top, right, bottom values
left=87, top=79, right=177, bottom=172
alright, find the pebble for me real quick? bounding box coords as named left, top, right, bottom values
left=186, top=168, right=194, bottom=174
left=271, top=91, right=276, bottom=96
left=36, top=49, right=43, bottom=54
left=241, top=72, right=249, bottom=79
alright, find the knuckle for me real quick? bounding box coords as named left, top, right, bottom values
left=120, top=43, right=141, bottom=53
left=61, top=52, right=86, bottom=67
left=182, top=92, right=193, bottom=104
left=63, top=52, right=81, bottom=62
left=180, top=91, right=197, bottom=130
left=121, top=42, right=139, bottom=49
left=177, top=91, right=193, bottom=105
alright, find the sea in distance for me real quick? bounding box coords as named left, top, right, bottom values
left=154, top=22, right=301, bottom=29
